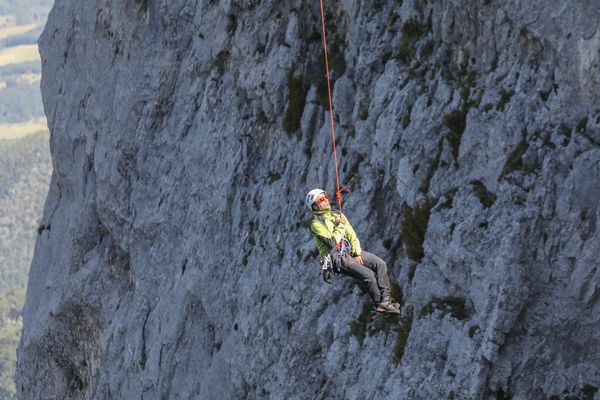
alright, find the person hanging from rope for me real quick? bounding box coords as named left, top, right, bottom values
left=305, top=188, right=400, bottom=314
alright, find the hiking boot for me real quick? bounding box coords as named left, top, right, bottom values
left=389, top=297, right=401, bottom=310
left=376, top=299, right=400, bottom=314
left=380, top=295, right=401, bottom=310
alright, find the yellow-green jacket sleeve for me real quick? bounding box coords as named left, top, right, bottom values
left=344, top=220, right=362, bottom=256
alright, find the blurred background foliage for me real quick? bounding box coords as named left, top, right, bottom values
left=0, top=0, right=53, bottom=397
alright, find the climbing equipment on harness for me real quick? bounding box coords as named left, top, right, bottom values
left=320, top=235, right=352, bottom=284
left=321, top=254, right=334, bottom=284
left=330, top=237, right=351, bottom=270
left=321, top=253, right=334, bottom=271
left=336, top=237, right=351, bottom=257
left=319, top=0, right=344, bottom=212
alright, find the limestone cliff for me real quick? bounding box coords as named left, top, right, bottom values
left=17, top=0, right=600, bottom=399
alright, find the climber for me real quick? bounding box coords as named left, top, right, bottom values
left=305, top=189, right=400, bottom=314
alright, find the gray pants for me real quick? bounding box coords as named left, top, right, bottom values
left=337, top=251, right=390, bottom=304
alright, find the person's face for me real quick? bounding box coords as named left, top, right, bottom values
left=315, top=193, right=331, bottom=210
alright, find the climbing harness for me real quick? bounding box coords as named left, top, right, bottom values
left=321, top=234, right=352, bottom=284
left=334, top=237, right=351, bottom=259
left=319, top=0, right=344, bottom=212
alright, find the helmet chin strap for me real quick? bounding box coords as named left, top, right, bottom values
left=312, top=203, right=328, bottom=212
left=319, top=203, right=331, bottom=211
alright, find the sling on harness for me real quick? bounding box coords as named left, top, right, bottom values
left=321, top=236, right=352, bottom=283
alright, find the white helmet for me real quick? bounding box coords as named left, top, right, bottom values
left=305, top=188, right=326, bottom=210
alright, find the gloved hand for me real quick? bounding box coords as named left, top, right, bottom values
left=335, top=185, right=350, bottom=211
left=335, top=188, right=343, bottom=210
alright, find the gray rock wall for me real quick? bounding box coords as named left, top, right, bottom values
left=17, top=0, right=600, bottom=399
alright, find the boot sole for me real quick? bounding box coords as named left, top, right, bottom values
left=375, top=307, right=400, bottom=315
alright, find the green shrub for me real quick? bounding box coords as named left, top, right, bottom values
left=214, top=50, right=230, bottom=74
left=349, top=288, right=413, bottom=365
left=443, top=108, right=467, bottom=161
left=359, top=108, right=369, bottom=120
left=550, top=385, right=598, bottom=400
left=420, top=40, right=435, bottom=59
left=349, top=301, right=372, bottom=344
left=226, top=15, right=237, bottom=35
left=402, top=103, right=413, bottom=128
left=468, top=325, right=480, bottom=338
left=395, top=17, right=427, bottom=62
left=392, top=312, right=413, bottom=363
left=390, top=280, right=402, bottom=303
left=401, top=198, right=435, bottom=262
left=470, top=180, right=496, bottom=208
left=402, top=16, right=426, bottom=38
left=266, top=171, right=281, bottom=184
left=345, top=153, right=365, bottom=183
left=576, top=117, right=588, bottom=133
left=328, top=45, right=347, bottom=78
left=439, top=188, right=458, bottom=209
left=306, top=45, right=346, bottom=109
left=419, top=139, right=443, bottom=194
left=407, top=263, right=417, bottom=283
left=350, top=280, right=402, bottom=341
left=582, top=385, right=598, bottom=399
left=495, top=89, right=515, bottom=111
left=459, top=70, right=477, bottom=102
left=558, top=123, right=572, bottom=146
left=282, top=69, right=308, bottom=135
left=499, top=131, right=529, bottom=179
left=441, top=69, right=478, bottom=164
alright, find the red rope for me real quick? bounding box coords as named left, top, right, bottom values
left=318, top=0, right=343, bottom=212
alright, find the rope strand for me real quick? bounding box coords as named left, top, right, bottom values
left=319, top=0, right=343, bottom=212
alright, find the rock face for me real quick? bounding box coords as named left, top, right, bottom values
left=16, top=0, right=600, bottom=399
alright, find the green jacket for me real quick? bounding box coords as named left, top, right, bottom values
left=310, top=209, right=362, bottom=258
